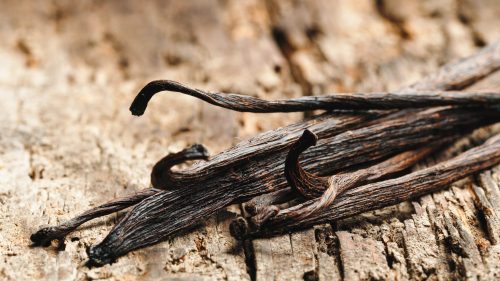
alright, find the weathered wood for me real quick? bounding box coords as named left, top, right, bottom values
left=476, top=171, right=500, bottom=244
left=253, top=229, right=316, bottom=281
left=2, top=0, right=500, bottom=280
left=337, top=231, right=391, bottom=280
left=313, top=225, right=342, bottom=281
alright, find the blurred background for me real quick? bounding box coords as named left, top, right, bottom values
left=1, top=1, right=499, bottom=280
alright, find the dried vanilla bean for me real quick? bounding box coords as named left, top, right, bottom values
left=244, top=188, right=295, bottom=216
left=31, top=189, right=158, bottom=246
left=406, top=40, right=500, bottom=91
left=130, top=40, right=500, bottom=116
left=138, top=41, right=500, bottom=189
left=286, top=132, right=440, bottom=199
left=130, top=80, right=500, bottom=115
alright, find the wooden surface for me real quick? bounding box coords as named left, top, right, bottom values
left=1, top=0, right=499, bottom=280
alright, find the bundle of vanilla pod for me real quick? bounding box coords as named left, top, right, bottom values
left=32, top=41, right=500, bottom=266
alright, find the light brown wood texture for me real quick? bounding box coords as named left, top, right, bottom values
left=0, top=0, right=499, bottom=280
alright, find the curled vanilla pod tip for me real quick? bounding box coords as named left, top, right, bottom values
left=151, top=144, right=210, bottom=189
left=284, top=129, right=329, bottom=199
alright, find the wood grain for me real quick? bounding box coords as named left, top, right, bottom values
left=1, top=0, right=500, bottom=280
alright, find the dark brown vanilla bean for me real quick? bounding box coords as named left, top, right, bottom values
left=407, top=40, right=500, bottom=91
left=146, top=107, right=499, bottom=200
left=30, top=189, right=158, bottom=246
left=285, top=130, right=439, bottom=198
left=241, top=133, right=500, bottom=238
left=130, top=39, right=500, bottom=116
left=240, top=135, right=440, bottom=219
left=284, top=129, right=326, bottom=198
left=244, top=188, right=295, bottom=216
left=130, top=80, right=500, bottom=116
